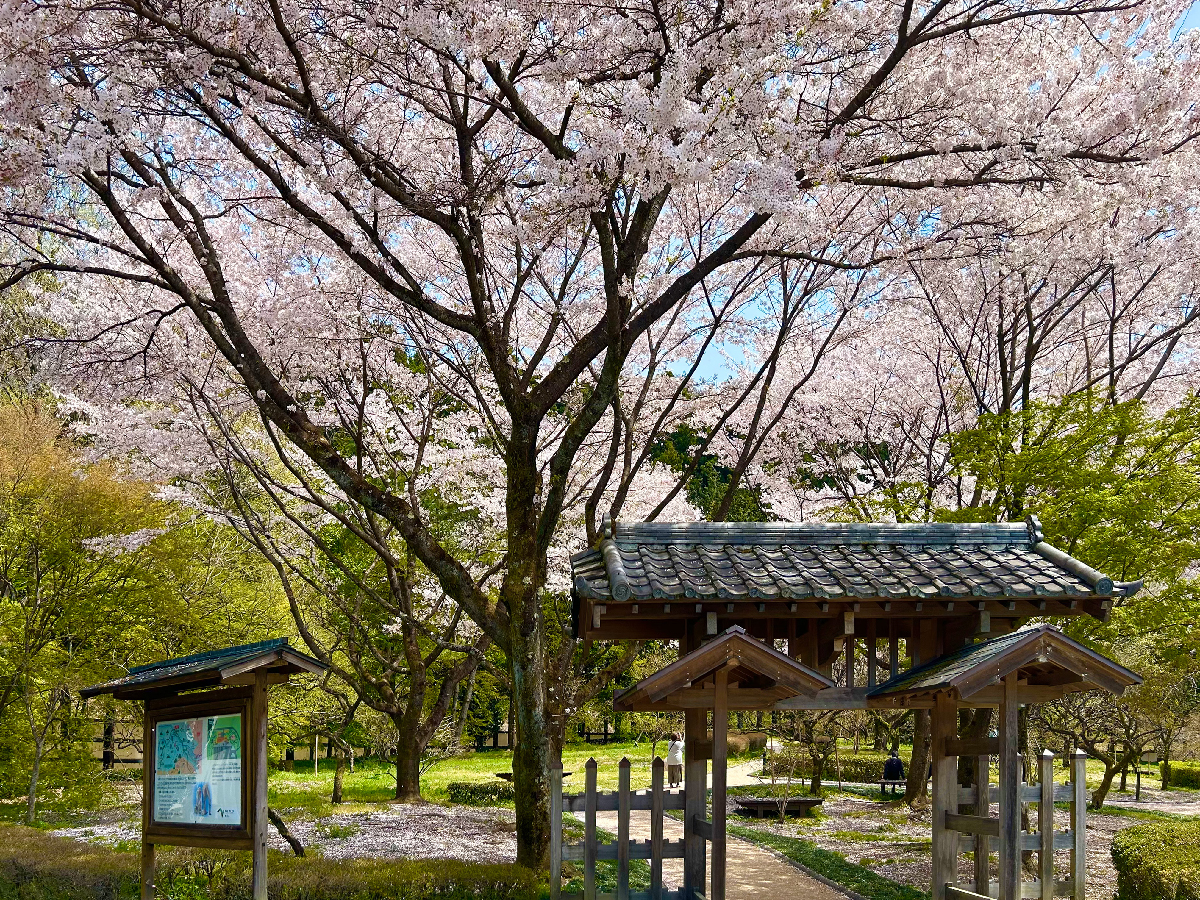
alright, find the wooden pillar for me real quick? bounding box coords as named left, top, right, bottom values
left=845, top=637, right=856, bottom=689
left=919, top=618, right=938, bottom=667
left=931, top=692, right=958, bottom=900
left=585, top=758, right=598, bottom=900
left=683, top=707, right=707, bottom=895
left=711, top=669, right=728, bottom=900
left=1071, top=750, right=1087, bottom=900
left=974, top=751, right=990, bottom=894
left=787, top=619, right=798, bottom=660
left=867, top=620, right=877, bottom=688
left=1040, top=750, right=1055, bottom=900
left=618, top=758, right=631, bottom=900
left=803, top=619, right=819, bottom=669
left=140, top=711, right=155, bottom=900
left=888, top=619, right=899, bottom=676
left=252, top=671, right=269, bottom=900
left=999, top=673, right=1021, bottom=900
left=651, top=758, right=664, bottom=900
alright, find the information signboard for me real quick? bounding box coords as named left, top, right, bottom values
left=153, top=713, right=243, bottom=826
left=144, top=688, right=254, bottom=848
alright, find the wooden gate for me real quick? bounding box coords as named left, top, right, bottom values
left=549, top=757, right=704, bottom=900
left=941, top=748, right=1088, bottom=900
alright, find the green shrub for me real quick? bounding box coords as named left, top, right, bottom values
left=765, top=752, right=890, bottom=784
left=1111, top=820, right=1200, bottom=900
left=0, top=824, right=540, bottom=900
left=445, top=781, right=516, bottom=805
left=1163, top=762, right=1200, bottom=789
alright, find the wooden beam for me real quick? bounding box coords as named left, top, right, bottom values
left=947, top=737, right=1000, bottom=757
left=252, top=671, right=269, bottom=900
left=998, top=673, right=1021, bottom=900
left=141, top=712, right=155, bottom=900
left=683, top=707, right=706, bottom=895
left=932, top=692, right=959, bottom=900
left=946, top=813, right=1000, bottom=837
left=711, top=669, right=728, bottom=900
left=974, top=753, right=990, bottom=895
left=1039, top=750, right=1055, bottom=900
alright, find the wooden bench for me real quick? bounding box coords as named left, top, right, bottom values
left=733, top=796, right=823, bottom=818
left=879, top=778, right=906, bottom=797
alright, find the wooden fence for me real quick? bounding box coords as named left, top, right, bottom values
left=550, top=757, right=700, bottom=900
left=943, top=749, right=1087, bottom=900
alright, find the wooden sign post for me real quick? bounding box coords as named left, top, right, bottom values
left=82, top=639, right=326, bottom=900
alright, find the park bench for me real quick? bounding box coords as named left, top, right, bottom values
left=733, top=796, right=823, bottom=818
left=879, top=778, right=906, bottom=797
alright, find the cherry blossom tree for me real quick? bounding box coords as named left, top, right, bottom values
left=3, top=0, right=1198, bottom=863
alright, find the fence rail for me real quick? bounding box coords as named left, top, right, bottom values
left=551, top=756, right=702, bottom=900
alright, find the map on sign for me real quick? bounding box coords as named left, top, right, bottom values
left=153, top=713, right=243, bottom=827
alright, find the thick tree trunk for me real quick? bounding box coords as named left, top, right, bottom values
left=511, top=626, right=551, bottom=869
left=905, top=710, right=931, bottom=805
left=394, top=728, right=423, bottom=802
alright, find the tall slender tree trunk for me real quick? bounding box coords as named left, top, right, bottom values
left=454, top=670, right=476, bottom=746
left=905, top=710, right=931, bottom=804
left=25, top=737, right=44, bottom=825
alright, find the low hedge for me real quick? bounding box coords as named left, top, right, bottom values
left=1111, top=820, right=1200, bottom=900
left=1163, top=762, right=1200, bottom=789
left=445, top=781, right=516, bottom=805
left=0, top=824, right=539, bottom=900
left=765, top=751, right=891, bottom=784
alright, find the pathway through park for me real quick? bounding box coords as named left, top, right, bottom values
left=595, top=760, right=848, bottom=900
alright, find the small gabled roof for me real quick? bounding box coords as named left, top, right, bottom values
left=614, top=626, right=834, bottom=711
left=866, top=624, right=1140, bottom=704
left=81, top=638, right=326, bottom=700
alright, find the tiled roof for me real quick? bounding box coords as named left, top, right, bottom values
left=571, top=520, right=1139, bottom=604
left=81, top=638, right=325, bottom=698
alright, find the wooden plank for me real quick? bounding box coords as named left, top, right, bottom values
left=552, top=766, right=564, bottom=900
left=564, top=791, right=686, bottom=812
left=252, top=671, right=268, bottom=900
left=947, top=737, right=1000, bottom=757
left=1071, top=750, right=1086, bottom=900
left=651, top=758, right=664, bottom=900
left=1040, top=751, right=1055, bottom=900
left=946, top=813, right=1000, bottom=837
left=975, top=754, right=990, bottom=896
left=563, top=840, right=687, bottom=862
left=693, top=817, right=714, bottom=841
left=932, top=693, right=958, bottom=900
left=618, top=759, right=631, bottom=900
left=947, top=887, right=992, bottom=900
left=711, top=669, right=728, bottom=900
left=999, top=673, right=1020, bottom=900
left=683, top=708, right=706, bottom=895
left=586, top=758, right=598, bottom=900
left=957, top=785, right=1073, bottom=805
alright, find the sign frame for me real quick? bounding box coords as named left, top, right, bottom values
left=143, top=687, right=256, bottom=849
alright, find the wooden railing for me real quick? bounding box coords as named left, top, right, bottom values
left=550, top=757, right=698, bottom=900
left=942, top=750, right=1087, bottom=900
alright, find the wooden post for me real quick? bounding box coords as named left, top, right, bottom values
left=252, top=671, right=269, bottom=900
left=974, top=753, right=990, bottom=894
left=683, top=707, right=706, bottom=895
left=140, top=712, right=155, bottom=900
left=314, top=733, right=319, bottom=775
left=711, top=668, right=729, bottom=900
left=1040, top=750, right=1055, bottom=900
left=888, top=619, right=899, bottom=677
left=999, top=673, right=1021, bottom=900
left=651, top=757, right=664, bottom=900
left=1071, top=749, right=1087, bottom=900
left=618, top=758, right=631, bottom=900
left=867, top=620, right=877, bottom=688
left=931, top=692, right=958, bottom=900
left=846, top=637, right=856, bottom=689
left=585, top=758, right=597, bottom=900
left=550, top=765, right=563, bottom=900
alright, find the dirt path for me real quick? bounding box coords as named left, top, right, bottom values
left=594, top=806, right=848, bottom=900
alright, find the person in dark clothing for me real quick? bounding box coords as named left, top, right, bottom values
left=882, top=750, right=905, bottom=796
